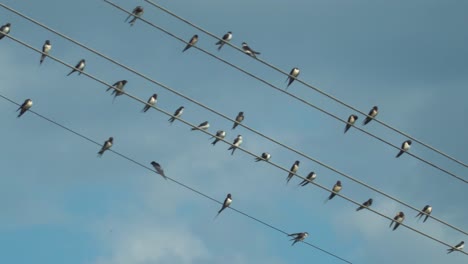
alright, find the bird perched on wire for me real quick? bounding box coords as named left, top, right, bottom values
left=182, top=35, right=198, bottom=52
left=326, top=181, right=342, bottom=202
left=344, top=114, right=358, bottom=133
left=16, top=99, right=33, bottom=118
left=415, top=205, right=432, bottom=223
left=396, top=140, right=412, bottom=158
left=232, top=111, right=244, bottom=130
left=288, top=232, right=308, bottom=246
left=67, top=59, right=85, bottom=76
left=215, top=31, right=232, bottom=51
left=389, top=211, right=405, bottom=231
left=0, top=23, right=11, bottom=40
left=168, top=106, right=184, bottom=124
left=97, top=137, right=113, bottom=157
left=298, top=172, right=316, bottom=187
left=125, top=6, right=144, bottom=26
left=106, top=80, right=128, bottom=103
left=255, top=152, right=271, bottom=162
left=215, top=193, right=232, bottom=219
left=40, top=40, right=52, bottom=65
left=356, top=198, right=373, bottom=211
left=286, top=161, right=300, bottom=184
left=142, top=94, right=157, bottom=112
left=286, top=67, right=300, bottom=89
left=211, top=130, right=226, bottom=146
left=242, top=42, right=260, bottom=58
left=191, top=121, right=209, bottom=131
left=363, top=106, right=378, bottom=125
left=447, top=241, right=464, bottom=254
left=151, top=161, right=166, bottom=180
left=227, top=135, right=242, bottom=155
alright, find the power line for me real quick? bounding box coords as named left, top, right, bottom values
left=0, top=94, right=352, bottom=264
left=1, top=2, right=466, bottom=236
left=2, top=34, right=465, bottom=255
left=143, top=0, right=468, bottom=169
left=101, top=0, right=466, bottom=183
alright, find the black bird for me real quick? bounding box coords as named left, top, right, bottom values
left=191, top=121, right=209, bottom=131
left=106, top=80, right=128, bottom=102
left=211, top=130, right=226, bottom=146
left=168, top=106, right=184, bottom=124
left=126, top=6, right=144, bottom=26
left=40, top=40, right=52, bottom=65
left=286, top=67, right=300, bottom=88
left=67, top=59, right=85, bottom=76
left=298, top=172, right=316, bottom=187
left=242, top=42, right=260, bottom=58
left=215, top=193, right=232, bottom=218
left=288, top=232, right=308, bottom=246
left=326, top=181, right=342, bottom=201
left=216, top=31, right=232, bottom=51
left=415, top=205, right=432, bottom=223
left=232, top=111, right=244, bottom=130
left=16, top=99, right=33, bottom=118
left=344, top=114, right=358, bottom=133
left=286, top=161, right=300, bottom=184
left=182, top=35, right=198, bottom=52
left=142, top=94, right=157, bottom=112
left=389, top=212, right=405, bottom=231
left=356, top=198, right=373, bottom=211
left=0, top=23, right=11, bottom=40
left=227, top=135, right=242, bottom=155
left=150, top=161, right=167, bottom=180
left=396, top=140, right=412, bottom=158
left=97, top=137, right=113, bottom=157
left=255, top=152, right=271, bottom=162
left=363, top=106, right=378, bottom=125
left=447, top=241, right=464, bottom=254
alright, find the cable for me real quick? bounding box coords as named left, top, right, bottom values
left=1, top=2, right=466, bottom=235
left=2, top=33, right=465, bottom=256
left=143, top=0, right=468, bottom=169
left=101, top=0, right=466, bottom=183
left=0, top=94, right=352, bottom=264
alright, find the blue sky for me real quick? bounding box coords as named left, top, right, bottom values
left=0, top=0, right=467, bottom=263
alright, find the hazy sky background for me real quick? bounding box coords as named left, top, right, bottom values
left=0, top=0, right=467, bottom=263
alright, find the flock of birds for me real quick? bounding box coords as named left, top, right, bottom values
left=0, top=4, right=465, bottom=255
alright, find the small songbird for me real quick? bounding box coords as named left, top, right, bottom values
left=242, top=42, right=261, bottom=58
left=232, top=111, right=244, bottom=130
left=415, top=205, right=432, bottom=223
left=191, top=121, right=209, bottom=131
left=286, top=161, right=300, bottom=184
left=288, top=232, right=308, bottom=246
left=126, top=6, right=144, bottom=26
left=389, top=212, right=405, bottom=231
left=356, top=198, right=373, bottom=211
left=16, top=99, right=33, bottom=118
left=396, top=140, right=412, bottom=158
left=211, top=130, right=226, bottom=145
left=182, top=35, right=198, bottom=52
left=344, top=114, right=358, bottom=133
left=298, top=172, right=316, bottom=187
left=168, top=106, right=184, bottom=124
left=215, top=193, right=232, bottom=218
left=40, top=40, right=52, bottom=65
left=255, top=152, right=271, bottom=162
left=67, top=59, right=86, bottom=76
left=97, top=137, right=113, bottom=157
left=106, top=80, right=128, bottom=102
left=326, top=181, right=342, bottom=201
left=363, top=106, right=378, bottom=125
left=150, top=161, right=167, bottom=180
left=142, top=94, right=157, bottom=112
left=215, top=31, right=232, bottom=51
left=447, top=241, right=464, bottom=254
left=0, top=23, right=11, bottom=40
left=286, top=67, right=300, bottom=88
left=227, top=135, right=242, bottom=155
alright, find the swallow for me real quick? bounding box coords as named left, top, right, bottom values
left=447, top=241, right=464, bottom=254
left=211, top=130, right=226, bottom=145
left=356, top=198, right=373, bottom=211
left=142, top=94, right=157, bottom=112
left=0, top=23, right=11, bottom=40
left=396, top=140, right=412, bottom=158
left=191, top=121, right=209, bottom=131
left=286, top=67, right=300, bottom=89
left=415, top=205, right=432, bottom=223
left=39, top=40, right=52, bottom=65
left=344, top=114, right=358, bottom=133
left=125, top=6, right=144, bottom=26
left=288, top=232, right=308, bottom=246
left=363, top=106, right=378, bottom=125
left=232, top=111, right=244, bottom=130
left=326, top=181, right=342, bottom=201
left=215, top=193, right=232, bottom=218
left=286, top=160, right=300, bottom=184
left=106, top=80, right=128, bottom=102
left=16, top=99, right=33, bottom=118
left=298, top=172, right=316, bottom=187
left=215, top=31, right=232, bottom=51
left=182, top=34, right=198, bottom=52
left=97, top=137, right=113, bottom=157
left=67, top=59, right=86, bottom=76
left=242, top=42, right=261, bottom=58
left=255, top=152, right=271, bottom=162
left=150, top=161, right=167, bottom=180
left=168, top=106, right=184, bottom=124
left=227, top=135, right=242, bottom=155
left=389, top=211, right=405, bottom=231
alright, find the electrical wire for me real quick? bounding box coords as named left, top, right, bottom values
left=1, top=33, right=465, bottom=256
left=0, top=2, right=466, bottom=236
left=143, top=0, right=468, bottom=169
